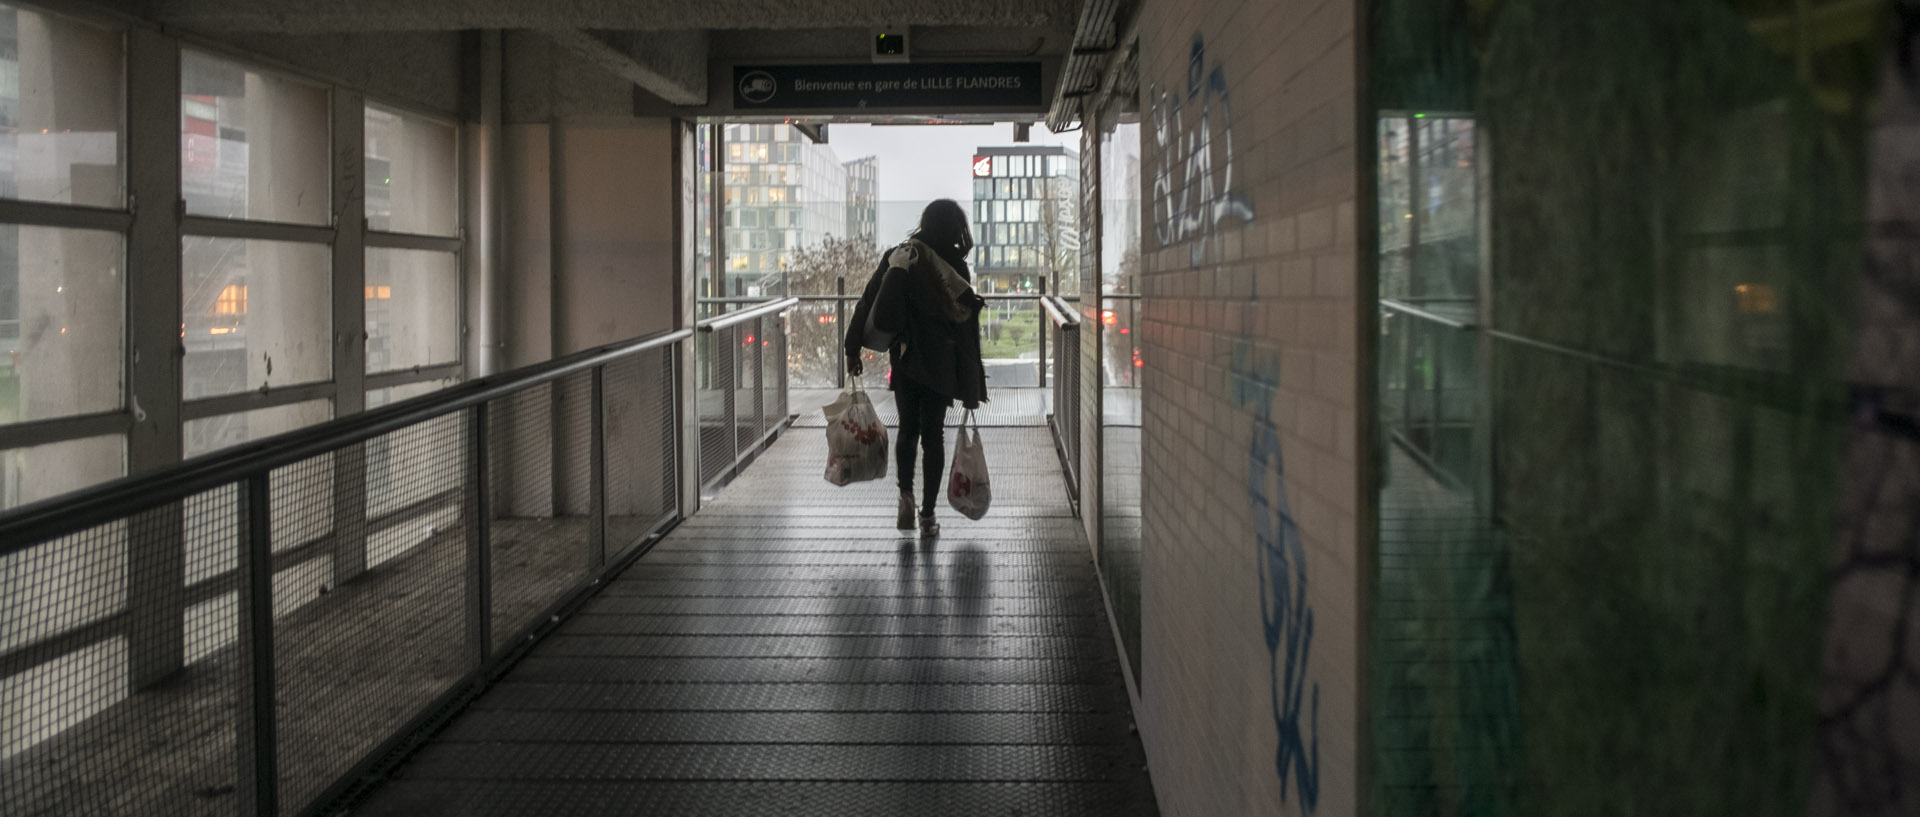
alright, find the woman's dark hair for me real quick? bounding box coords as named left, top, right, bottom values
left=910, top=199, right=973, bottom=257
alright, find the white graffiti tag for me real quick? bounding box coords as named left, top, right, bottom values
left=1150, top=33, right=1255, bottom=261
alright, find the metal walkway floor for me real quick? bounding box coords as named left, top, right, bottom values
left=354, top=425, right=1159, bottom=816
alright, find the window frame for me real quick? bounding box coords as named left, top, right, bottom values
left=0, top=6, right=134, bottom=455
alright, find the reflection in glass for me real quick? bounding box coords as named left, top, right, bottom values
left=1369, top=1, right=1882, bottom=813
left=365, top=106, right=458, bottom=236
left=366, top=248, right=458, bottom=373
left=0, top=227, right=123, bottom=423
left=0, top=5, right=123, bottom=210
left=0, top=433, right=122, bottom=510
left=1099, top=117, right=1143, bottom=682
left=181, top=50, right=329, bottom=224
left=182, top=236, right=331, bottom=399
left=183, top=399, right=331, bottom=459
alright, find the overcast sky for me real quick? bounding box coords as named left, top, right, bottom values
left=822, top=122, right=1079, bottom=242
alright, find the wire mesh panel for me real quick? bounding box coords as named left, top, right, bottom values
left=775, top=315, right=791, bottom=424
left=699, top=323, right=739, bottom=489
left=763, top=313, right=785, bottom=439
left=272, top=420, right=471, bottom=814
left=603, top=348, right=679, bottom=560
left=737, top=319, right=761, bottom=459
left=491, top=373, right=594, bottom=650
left=1, top=331, right=694, bottom=817
left=1051, top=320, right=1080, bottom=495
left=1, top=488, right=241, bottom=817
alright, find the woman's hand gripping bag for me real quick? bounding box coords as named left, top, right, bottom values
left=946, top=410, right=991, bottom=519
left=823, top=383, right=889, bottom=486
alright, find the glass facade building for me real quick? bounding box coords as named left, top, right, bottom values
left=843, top=155, right=877, bottom=246
left=720, top=123, right=863, bottom=296
left=969, top=145, right=1078, bottom=294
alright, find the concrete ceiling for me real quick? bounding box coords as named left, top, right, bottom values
left=143, top=0, right=1084, bottom=33
left=125, top=0, right=1087, bottom=109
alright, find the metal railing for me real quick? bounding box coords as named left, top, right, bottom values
left=1379, top=298, right=1478, bottom=487
left=1042, top=294, right=1082, bottom=500
left=695, top=297, right=797, bottom=491
left=788, top=277, right=1080, bottom=390
left=0, top=328, right=689, bottom=817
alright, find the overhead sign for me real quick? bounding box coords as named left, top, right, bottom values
left=972, top=156, right=992, bottom=177
left=733, top=63, right=1043, bottom=111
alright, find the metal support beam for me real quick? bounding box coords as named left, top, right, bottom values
left=588, top=366, right=607, bottom=569
left=464, top=29, right=506, bottom=378
left=236, top=475, right=279, bottom=817
left=539, top=28, right=708, bottom=106
left=464, top=403, right=493, bottom=667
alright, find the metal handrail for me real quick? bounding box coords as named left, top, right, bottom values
left=0, top=327, right=693, bottom=553
left=786, top=293, right=1069, bottom=303
left=697, top=297, right=798, bottom=332
left=1041, top=295, right=1080, bottom=327
left=1381, top=297, right=1475, bottom=330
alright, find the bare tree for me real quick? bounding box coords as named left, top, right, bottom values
left=1036, top=178, right=1079, bottom=294
left=784, top=235, right=880, bottom=386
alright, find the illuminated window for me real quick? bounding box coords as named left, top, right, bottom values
left=1735, top=283, right=1778, bottom=313
left=363, top=285, right=392, bottom=300
left=214, top=284, right=247, bottom=315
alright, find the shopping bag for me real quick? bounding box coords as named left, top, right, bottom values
left=946, top=410, right=991, bottom=520
left=823, top=382, right=889, bottom=486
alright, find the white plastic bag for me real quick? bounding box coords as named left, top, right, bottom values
left=946, top=410, right=991, bottom=520
left=823, top=382, right=888, bottom=486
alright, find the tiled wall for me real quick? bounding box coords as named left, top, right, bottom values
left=1132, top=0, right=1362, bottom=813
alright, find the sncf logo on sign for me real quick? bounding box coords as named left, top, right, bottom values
left=972, top=156, right=992, bottom=177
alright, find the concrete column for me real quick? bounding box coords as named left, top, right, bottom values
left=332, top=89, right=369, bottom=582
left=124, top=28, right=185, bottom=691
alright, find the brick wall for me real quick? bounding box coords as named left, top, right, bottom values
left=1131, top=0, right=1362, bottom=814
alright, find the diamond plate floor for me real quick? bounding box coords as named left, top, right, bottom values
left=352, top=426, right=1159, bottom=816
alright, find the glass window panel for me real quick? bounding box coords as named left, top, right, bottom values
left=182, top=236, right=331, bottom=398
left=366, top=379, right=452, bottom=410
left=0, top=5, right=124, bottom=209
left=366, top=248, right=458, bottom=374
left=364, top=105, right=458, bottom=236
left=1, top=433, right=123, bottom=510
left=180, top=50, right=329, bottom=224
left=183, top=398, right=330, bottom=459
left=1, top=227, right=123, bottom=423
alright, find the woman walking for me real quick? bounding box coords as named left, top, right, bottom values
left=845, top=199, right=988, bottom=537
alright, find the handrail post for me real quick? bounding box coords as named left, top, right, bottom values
left=754, top=316, right=768, bottom=442
left=1038, top=280, right=1048, bottom=388
left=235, top=475, right=278, bottom=817
left=836, top=276, right=846, bottom=389
left=465, top=403, right=492, bottom=668
left=589, top=366, right=606, bottom=570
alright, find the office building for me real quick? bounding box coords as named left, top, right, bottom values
left=969, top=144, right=1078, bottom=294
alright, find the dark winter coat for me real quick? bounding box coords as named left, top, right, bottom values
left=845, top=243, right=989, bottom=406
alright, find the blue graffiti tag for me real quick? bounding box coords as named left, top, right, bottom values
left=1149, top=33, right=1256, bottom=263
left=1232, top=339, right=1321, bottom=813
